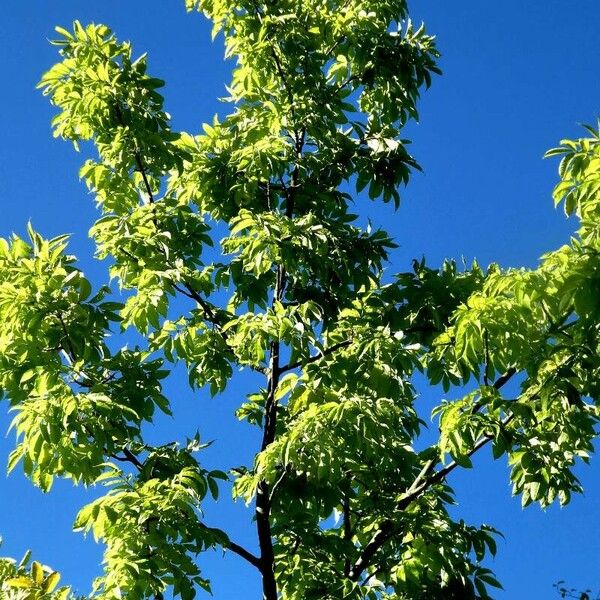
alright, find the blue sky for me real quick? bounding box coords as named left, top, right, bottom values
left=1, top=1, right=600, bottom=599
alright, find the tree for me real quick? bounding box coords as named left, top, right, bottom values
left=0, top=1, right=599, bottom=598
left=554, top=581, right=598, bottom=600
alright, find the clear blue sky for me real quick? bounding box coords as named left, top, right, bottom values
left=1, top=2, right=600, bottom=599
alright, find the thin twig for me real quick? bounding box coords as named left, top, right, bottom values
left=483, top=330, right=490, bottom=386
left=279, top=338, right=352, bottom=372
left=197, top=523, right=261, bottom=569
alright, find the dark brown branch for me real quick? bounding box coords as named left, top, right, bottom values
left=133, top=148, right=156, bottom=204
left=279, top=338, right=352, bottom=373
left=270, top=46, right=296, bottom=123
left=197, top=522, right=261, bottom=569
left=348, top=366, right=520, bottom=579
left=114, top=103, right=273, bottom=384
left=227, top=540, right=262, bottom=570
left=493, top=367, right=517, bottom=390
left=256, top=336, right=281, bottom=600
left=255, top=260, right=286, bottom=600
left=171, top=282, right=268, bottom=376
left=171, top=281, right=232, bottom=342
left=323, top=34, right=347, bottom=59
left=334, top=73, right=359, bottom=93
left=83, top=421, right=143, bottom=474
left=114, top=91, right=274, bottom=386
left=470, top=367, right=519, bottom=417
left=251, top=1, right=297, bottom=135
left=483, top=330, right=490, bottom=386
left=253, top=137, right=298, bottom=595
left=57, top=313, right=77, bottom=363
left=417, top=417, right=513, bottom=493
left=343, top=483, right=352, bottom=577
left=348, top=413, right=515, bottom=581
left=113, top=102, right=155, bottom=204
left=278, top=175, right=292, bottom=207
left=109, top=452, right=143, bottom=471
left=122, top=447, right=145, bottom=470
left=247, top=8, right=308, bottom=598
left=172, top=282, right=218, bottom=322
left=348, top=520, right=393, bottom=582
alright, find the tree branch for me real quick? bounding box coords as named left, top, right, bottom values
left=109, top=451, right=143, bottom=471
left=122, top=446, right=145, bottom=471
left=246, top=8, right=310, bottom=598
left=227, top=540, right=262, bottom=570
left=279, top=338, right=352, bottom=372
left=343, top=476, right=352, bottom=577
left=483, top=330, right=490, bottom=386
left=359, top=398, right=522, bottom=581
left=348, top=408, right=516, bottom=581
left=114, top=92, right=274, bottom=383
left=113, top=102, right=155, bottom=204
left=270, top=47, right=296, bottom=123
left=255, top=261, right=285, bottom=600
left=133, top=147, right=156, bottom=204
left=57, top=312, right=77, bottom=364
left=493, top=367, right=517, bottom=390
left=171, top=282, right=268, bottom=375
left=197, top=522, right=261, bottom=569
left=255, top=337, right=280, bottom=599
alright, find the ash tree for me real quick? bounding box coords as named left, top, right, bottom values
left=1, top=1, right=599, bottom=599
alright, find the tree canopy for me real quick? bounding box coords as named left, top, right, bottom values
left=1, top=1, right=599, bottom=599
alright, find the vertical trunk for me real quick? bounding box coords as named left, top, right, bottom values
left=256, top=480, right=278, bottom=600
left=256, top=333, right=281, bottom=600
left=254, top=113, right=301, bottom=600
